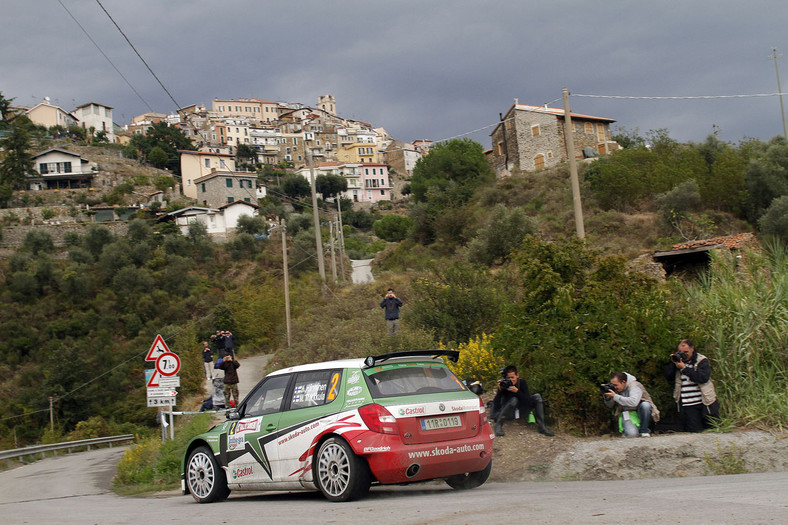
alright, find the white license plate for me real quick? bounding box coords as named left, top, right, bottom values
left=420, top=415, right=461, bottom=431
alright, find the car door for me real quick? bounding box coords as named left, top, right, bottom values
left=275, top=369, right=343, bottom=482
left=223, top=374, right=291, bottom=484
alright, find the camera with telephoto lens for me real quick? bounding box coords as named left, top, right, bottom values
left=600, top=382, right=616, bottom=394
left=672, top=350, right=687, bottom=362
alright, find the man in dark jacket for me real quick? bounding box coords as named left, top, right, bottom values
left=220, top=354, right=241, bottom=407
left=380, top=288, right=403, bottom=335
left=491, top=365, right=554, bottom=437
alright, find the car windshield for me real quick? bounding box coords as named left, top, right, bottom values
left=365, top=363, right=466, bottom=397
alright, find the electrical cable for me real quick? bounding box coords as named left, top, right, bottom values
left=94, top=0, right=182, bottom=110
left=57, top=0, right=154, bottom=112
left=573, top=92, right=787, bottom=100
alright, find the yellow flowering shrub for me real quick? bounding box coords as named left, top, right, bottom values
left=443, top=333, right=502, bottom=387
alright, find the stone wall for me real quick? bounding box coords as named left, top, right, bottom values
left=0, top=221, right=128, bottom=250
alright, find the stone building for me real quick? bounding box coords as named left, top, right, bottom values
left=193, top=171, right=257, bottom=208
left=489, top=100, right=619, bottom=177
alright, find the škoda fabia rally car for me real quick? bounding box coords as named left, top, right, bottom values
left=182, top=350, right=493, bottom=502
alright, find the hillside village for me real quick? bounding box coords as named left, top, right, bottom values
left=1, top=92, right=622, bottom=243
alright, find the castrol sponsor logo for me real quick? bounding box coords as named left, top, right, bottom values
left=398, top=406, right=425, bottom=416
left=233, top=419, right=260, bottom=434
left=231, top=466, right=254, bottom=479
left=347, top=386, right=362, bottom=396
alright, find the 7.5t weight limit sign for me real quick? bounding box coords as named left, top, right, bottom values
left=155, top=352, right=181, bottom=376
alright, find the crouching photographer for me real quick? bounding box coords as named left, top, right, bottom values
left=491, top=365, right=554, bottom=437
left=602, top=371, right=660, bottom=437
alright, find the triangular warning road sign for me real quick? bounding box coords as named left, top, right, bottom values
left=146, top=368, right=161, bottom=387
left=145, top=334, right=171, bottom=362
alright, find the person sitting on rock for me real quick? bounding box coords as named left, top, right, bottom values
left=491, top=365, right=554, bottom=437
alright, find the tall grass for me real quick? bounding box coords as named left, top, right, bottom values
left=686, top=240, right=788, bottom=430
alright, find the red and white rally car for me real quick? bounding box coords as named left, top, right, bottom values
left=182, top=350, right=494, bottom=502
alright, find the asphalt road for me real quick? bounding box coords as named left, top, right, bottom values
left=351, top=258, right=374, bottom=284
left=2, top=447, right=787, bottom=524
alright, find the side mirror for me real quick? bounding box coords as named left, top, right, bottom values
left=226, top=409, right=241, bottom=420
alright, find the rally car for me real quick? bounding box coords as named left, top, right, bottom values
left=182, top=350, right=493, bottom=502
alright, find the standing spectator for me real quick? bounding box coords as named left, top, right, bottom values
left=665, top=339, right=720, bottom=432
left=214, top=330, right=227, bottom=359
left=201, top=341, right=214, bottom=380
left=380, top=288, right=403, bottom=336
left=220, top=354, right=241, bottom=407
left=223, top=330, right=236, bottom=357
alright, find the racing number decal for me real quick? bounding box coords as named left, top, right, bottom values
left=327, top=372, right=340, bottom=401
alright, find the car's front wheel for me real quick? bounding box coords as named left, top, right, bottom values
left=186, top=445, right=231, bottom=503
left=445, top=459, right=492, bottom=490
left=314, top=437, right=370, bottom=502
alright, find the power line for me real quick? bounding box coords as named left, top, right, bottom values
left=57, top=0, right=154, bottom=112
left=573, top=92, right=788, bottom=100
left=94, top=0, right=182, bottom=110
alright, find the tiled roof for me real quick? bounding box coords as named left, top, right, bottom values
left=671, top=233, right=756, bottom=251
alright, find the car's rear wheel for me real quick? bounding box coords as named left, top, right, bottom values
left=315, top=437, right=370, bottom=502
left=186, top=445, right=231, bottom=503
left=445, top=459, right=492, bottom=490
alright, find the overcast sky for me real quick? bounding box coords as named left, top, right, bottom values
left=3, top=1, right=788, bottom=147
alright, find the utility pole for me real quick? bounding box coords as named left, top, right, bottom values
left=48, top=396, right=55, bottom=432
left=769, top=47, right=788, bottom=139
left=562, top=88, right=585, bottom=240
left=329, top=220, right=338, bottom=283
left=279, top=219, right=292, bottom=347
left=336, top=197, right=346, bottom=282
left=307, top=149, right=326, bottom=280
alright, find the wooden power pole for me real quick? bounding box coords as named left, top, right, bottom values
left=562, top=87, right=586, bottom=240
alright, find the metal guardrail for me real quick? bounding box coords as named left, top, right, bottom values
left=0, top=434, right=135, bottom=464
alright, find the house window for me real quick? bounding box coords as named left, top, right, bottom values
left=496, top=141, right=504, bottom=155
left=584, top=122, right=593, bottom=133
left=245, top=107, right=250, bottom=112
left=244, top=197, right=251, bottom=202
left=236, top=106, right=241, bottom=111
left=534, top=154, right=545, bottom=170
left=227, top=197, right=234, bottom=203
left=597, top=125, right=606, bottom=142
left=532, top=125, right=540, bottom=137
left=226, top=178, right=233, bottom=188
left=254, top=107, right=259, bottom=112
left=204, top=159, right=210, bottom=168
left=219, top=106, right=224, bottom=111
left=380, top=189, right=385, bottom=196
left=219, top=159, right=227, bottom=169
left=293, top=137, right=298, bottom=145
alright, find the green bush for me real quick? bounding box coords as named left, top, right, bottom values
left=468, top=204, right=538, bottom=265
left=410, top=261, right=508, bottom=344
left=41, top=207, right=56, bottom=220
left=373, top=214, right=414, bottom=242
left=758, top=195, right=788, bottom=243
left=493, top=236, right=690, bottom=434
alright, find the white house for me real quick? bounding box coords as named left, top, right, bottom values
left=72, top=102, right=115, bottom=142
left=28, top=148, right=97, bottom=190
left=167, top=201, right=259, bottom=237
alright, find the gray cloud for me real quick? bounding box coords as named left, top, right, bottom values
left=2, top=1, right=787, bottom=146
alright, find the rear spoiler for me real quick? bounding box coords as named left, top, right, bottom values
left=363, top=350, right=459, bottom=368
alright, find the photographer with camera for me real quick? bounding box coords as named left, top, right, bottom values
left=380, top=288, right=403, bottom=336
left=665, top=339, right=719, bottom=432
left=602, top=372, right=660, bottom=437
left=491, top=365, right=554, bottom=437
